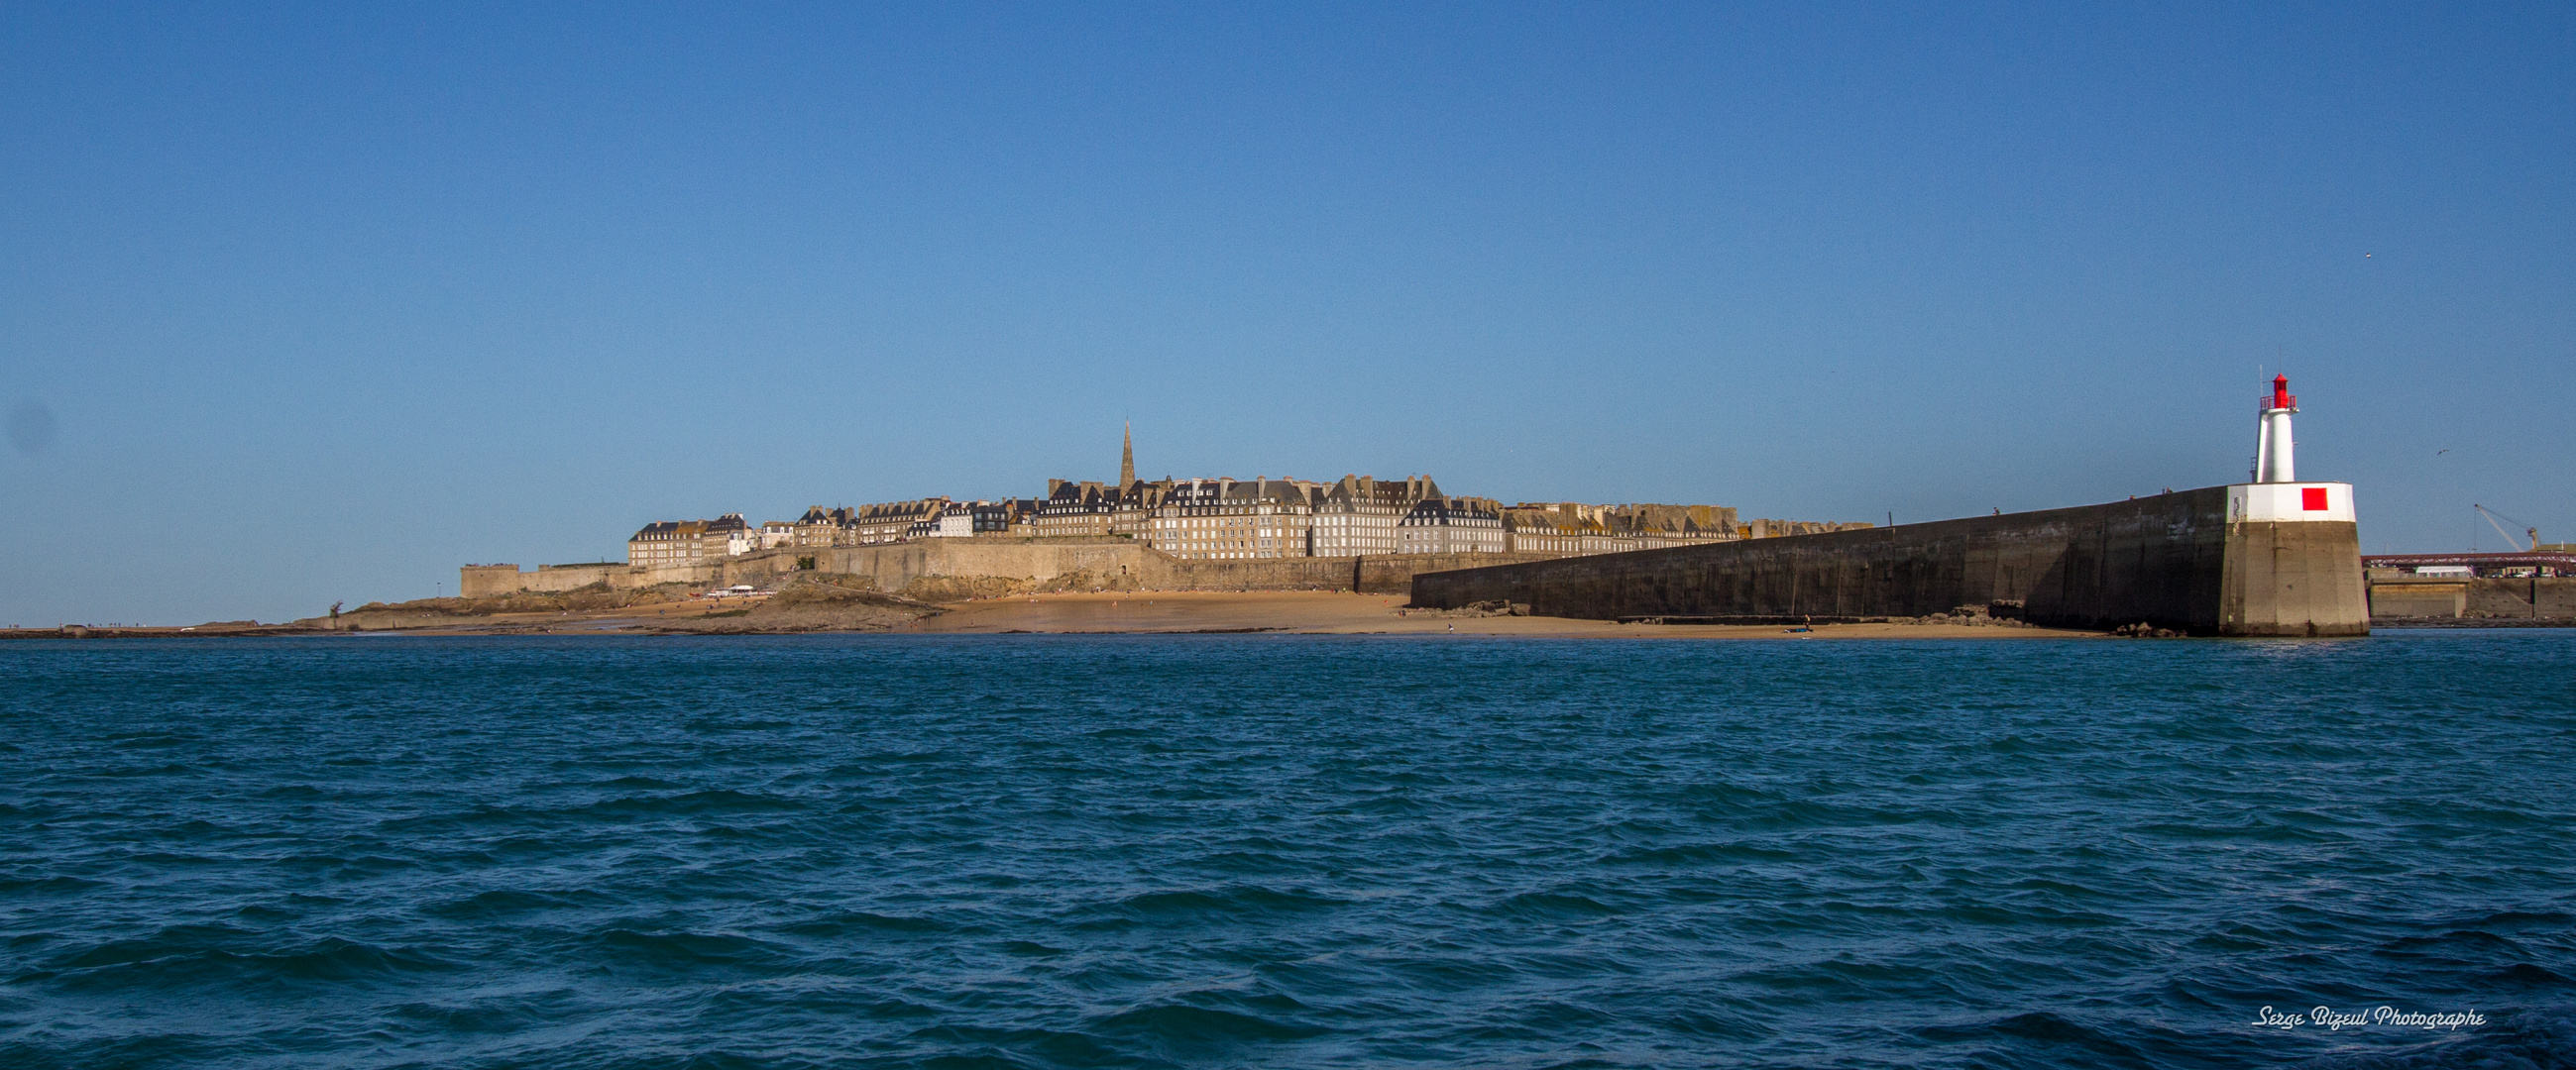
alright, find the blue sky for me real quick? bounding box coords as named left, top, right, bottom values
left=3, top=3, right=2569, bottom=624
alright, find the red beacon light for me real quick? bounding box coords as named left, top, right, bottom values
left=2266, top=374, right=2296, bottom=412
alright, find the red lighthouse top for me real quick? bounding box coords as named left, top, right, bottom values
left=2268, top=374, right=2295, bottom=411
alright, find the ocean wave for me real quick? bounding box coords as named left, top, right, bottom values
left=590, top=928, right=794, bottom=974
left=418, top=887, right=624, bottom=920
left=2297, top=1006, right=2576, bottom=1069
left=2, top=632, right=2569, bottom=1066
left=1088, top=999, right=1328, bottom=1052
left=1082, top=885, right=1349, bottom=925
left=775, top=909, right=955, bottom=937
left=1913, top=1010, right=2179, bottom=1068
left=0, top=875, right=104, bottom=896
left=32, top=932, right=456, bottom=993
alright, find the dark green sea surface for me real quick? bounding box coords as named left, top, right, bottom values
left=2, top=633, right=2571, bottom=1069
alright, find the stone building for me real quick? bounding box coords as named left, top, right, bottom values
left=1398, top=495, right=1507, bottom=555
left=1147, top=477, right=1321, bottom=560
left=792, top=506, right=858, bottom=547
left=1034, top=427, right=1174, bottom=539
left=1501, top=502, right=1742, bottom=556
left=1609, top=503, right=1740, bottom=548
left=915, top=500, right=1019, bottom=538
left=1116, top=469, right=1492, bottom=560
left=627, top=513, right=752, bottom=567
left=981, top=499, right=1032, bottom=534
left=1032, top=481, right=1121, bottom=538
left=924, top=502, right=975, bottom=538
left=850, top=498, right=950, bottom=544
left=1311, top=475, right=1434, bottom=558
left=1111, top=482, right=1172, bottom=537
left=1500, top=505, right=1606, bottom=555
left=995, top=497, right=1043, bottom=537
left=1029, top=448, right=1455, bottom=560
left=1742, top=518, right=1872, bottom=539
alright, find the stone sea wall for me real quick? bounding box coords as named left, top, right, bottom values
left=1410, top=487, right=2371, bottom=637
left=2368, top=577, right=2576, bottom=620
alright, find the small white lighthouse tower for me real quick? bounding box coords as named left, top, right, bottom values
left=2213, top=374, right=2364, bottom=635
left=2225, top=374, right=2352, bottom=529
left=2254, top=374, right=2297, bottom=482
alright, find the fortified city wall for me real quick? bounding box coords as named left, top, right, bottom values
left=1409, top=486, right=2371, bottom=637
left=463, top=540, right=1564, bottom=600
left=460, top=563, right=635, bottom=596
left=762, top=540, right=1559, bottom=596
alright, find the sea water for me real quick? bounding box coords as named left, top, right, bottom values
left=1, top=633, right=2570, bottom=1069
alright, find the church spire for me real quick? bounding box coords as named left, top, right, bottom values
left=1119, top=422, right=1135, bottom=487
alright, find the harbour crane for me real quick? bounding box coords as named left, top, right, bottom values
left=2474, top=504, right=2538, bottom=553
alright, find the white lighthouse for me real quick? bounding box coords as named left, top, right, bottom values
left=2226, top=374, right=2355, bottom=526
left=2255, top=374, right=2297, bottom=482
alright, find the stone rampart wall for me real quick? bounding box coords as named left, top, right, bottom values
left=794, top=538, right=1151, bottom=592
left=1154, top=553, right=1558, bottom=594
left=460, top=561, right=713, bottom=596
left=465, top=540, right=1565, bottom=601
left=749, top=540, right=1560, bottom=596
left=459, top=566, right=524, bottom=599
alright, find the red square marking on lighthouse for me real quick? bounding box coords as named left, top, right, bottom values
left=2301, top=487, right=2328, bottom=511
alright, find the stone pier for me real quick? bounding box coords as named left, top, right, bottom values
left=1409, top=484, right=2368, bottom=637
